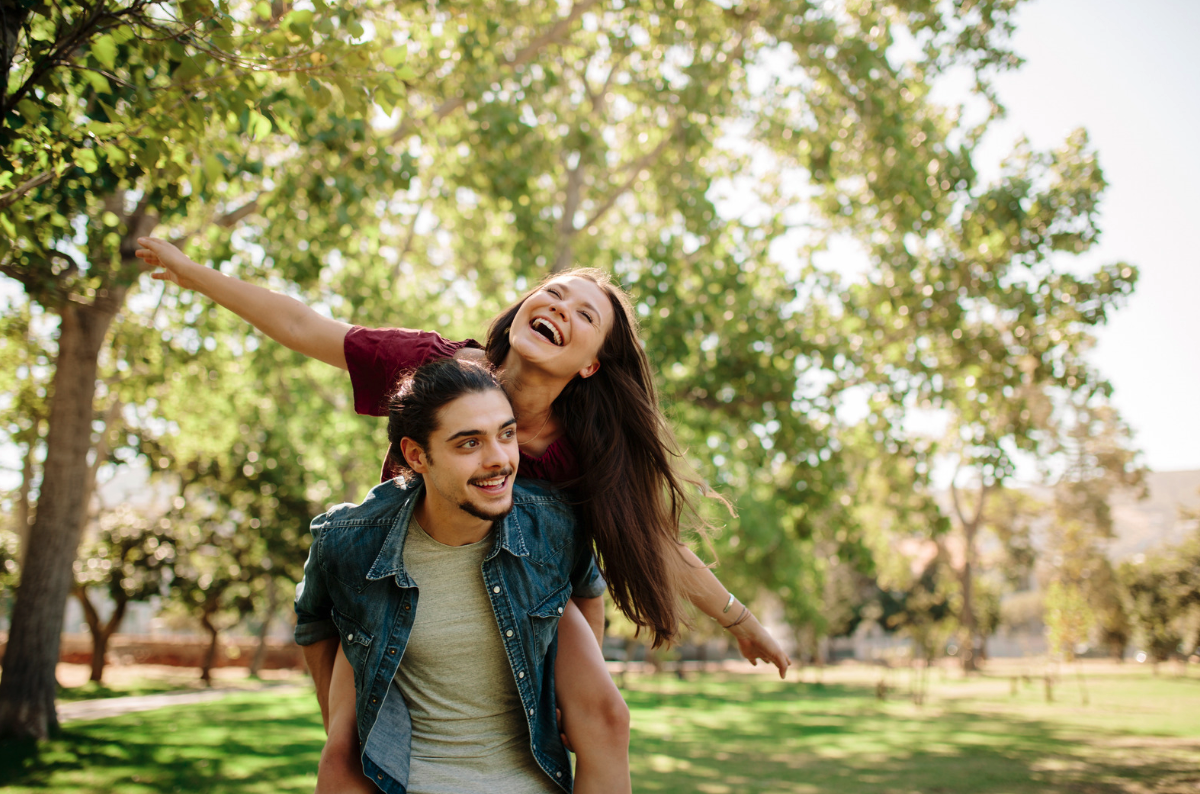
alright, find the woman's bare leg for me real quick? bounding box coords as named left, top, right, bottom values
left=315, top=645, right=377, bottom=793
left=555, top=600, right=632, bottom=794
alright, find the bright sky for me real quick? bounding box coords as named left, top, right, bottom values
left=970, top=0, right=1200, bottom=473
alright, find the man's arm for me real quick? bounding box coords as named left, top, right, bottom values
left=570, top=594, right=605, bottom=648
left=303, top=638, right=340, bottom=732
left=294, top=517, right=342, bottom=728
left=136, top=237, right=351, bottom=369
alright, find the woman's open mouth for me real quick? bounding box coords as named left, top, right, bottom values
left=530, top=317, right=563, bottom=346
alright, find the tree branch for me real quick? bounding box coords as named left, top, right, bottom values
left=579, top=129, right=677, bottom=232
left=389, top=0, right=598, bottom=144
left=0, top=170, right=56, bottom=210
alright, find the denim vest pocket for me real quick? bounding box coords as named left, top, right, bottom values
left=527, top=581, right=572, bottom=659
left=331, top=606, right=374, bottom=676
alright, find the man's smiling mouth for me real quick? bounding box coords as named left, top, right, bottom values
left=470, top=473, right=511, bottom=492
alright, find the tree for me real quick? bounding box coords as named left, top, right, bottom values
left=72, top=503, right=175, bottom=683
left=842, top=132, right=1139, bottom=670
left=1122, top=524, right=1200, bottom=666
left=1121, top=555, right=1183, bottom=667
left=1044, top=577, right=1093, bottom=663
left=0, top=0, right=403, bottom=737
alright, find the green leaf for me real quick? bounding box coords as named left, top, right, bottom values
left=347, top=20, right=364, bottom=38
left=284, top=9, right=314, bottom=31
left=75, top=148, right=99, bottom=174
left=92, top=35, right=117, bottom=71
left=270, top=112, right=297, bottom=140
left=381, top=46, right=407, bottom=68
left=103, top=144, right=128, bottom=166
left=247, top=109, right=272, bottom=142
left=204, top=153, right=223, bottom=185
left=84, top=70, right=112, bottom=95
left=174, top=54, right=207, bottom=84
left=254, top=2, right=272, bottom=20
left=394, top=65, right=417, bottom=83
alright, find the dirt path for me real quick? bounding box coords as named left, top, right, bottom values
left=59, top=682, right=304, bottom=723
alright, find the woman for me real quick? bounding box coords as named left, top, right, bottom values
left=135, top=237, right=790, bottom=793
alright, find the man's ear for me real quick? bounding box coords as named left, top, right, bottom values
left=399, top=437, right=429, bottom=473
left=578, top=359, right=600, bottom=379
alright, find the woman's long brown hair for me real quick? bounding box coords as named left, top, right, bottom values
left=486, top=269, right=707, bottom=647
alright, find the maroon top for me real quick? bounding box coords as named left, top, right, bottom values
left=344, top=326, right=581, bottom=483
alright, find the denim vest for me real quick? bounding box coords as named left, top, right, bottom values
left=294, top=477, right=603, bottom=794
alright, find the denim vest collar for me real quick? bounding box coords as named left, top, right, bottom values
left=364, top=479, right=531, bottom=587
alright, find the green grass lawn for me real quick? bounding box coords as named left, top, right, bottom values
left=2, top=665, right=1198, bottom=793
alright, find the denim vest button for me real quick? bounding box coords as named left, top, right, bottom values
left=529, top=708, right=534, bottom=715
left=519, top=671, right=525, bottom=679
left=557, top=607, right=564, bottom=614
left=347, top=633, right=354, bottom=641
left=506, top=630, right=514, bottom=637
left=493, top=586, right=501, bottom=593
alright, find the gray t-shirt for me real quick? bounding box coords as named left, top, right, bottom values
left=395, top=518, right=559, bottom=794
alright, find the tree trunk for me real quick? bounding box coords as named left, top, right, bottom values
left=16, top=439, right=34, bottom=566
left=958, top=532, right=978, bottom=672
left=75, top=586, right=128, bottom=684
left=0, top=0, right=30, bottom=114
left=0, top=299, right=120, bottom=739
left=200, top=609, right=220, bottom=686
left=249, top=578, right=278, bottom=678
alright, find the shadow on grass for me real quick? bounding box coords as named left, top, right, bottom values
left=1, top=694, right=324, bottom=793
left=624, top=676, right=1200, bottom=794
left=54, top=679, right=190, bottom=704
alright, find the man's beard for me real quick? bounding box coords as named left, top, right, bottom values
left=457, top=499, right=514, bottom=522
left=457, top=468, right=516, bottom=521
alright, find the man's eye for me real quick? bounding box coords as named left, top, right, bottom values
left=461, top=439, right=478, bottom=448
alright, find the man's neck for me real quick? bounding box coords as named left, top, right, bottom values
left=412, top=493, right=494, bottom=547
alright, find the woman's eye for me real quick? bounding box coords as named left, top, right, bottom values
left=546, top=287, right=561, bottom=297
left=580, top=311, right=593, bottom=323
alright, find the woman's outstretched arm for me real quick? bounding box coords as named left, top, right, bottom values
left=677, top=546, right=792, bottom=678
left=135, top=237, right=352, bottom=369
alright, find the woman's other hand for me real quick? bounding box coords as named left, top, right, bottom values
left=729, top=612, right=792, bottom=679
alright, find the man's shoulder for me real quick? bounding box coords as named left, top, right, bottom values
left=508, top=480, right=578, bottom=554
left=312, top=478, right=419, bottom=534
left=510, top=478, right=571, bottom=506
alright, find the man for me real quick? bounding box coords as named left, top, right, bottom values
left=294, top=358, right=603, bottom=793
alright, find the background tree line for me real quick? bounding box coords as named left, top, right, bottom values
left=0, top=0, right=1178, bottom=741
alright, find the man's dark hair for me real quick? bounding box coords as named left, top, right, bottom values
left=386, top=358, right=504, bottom=476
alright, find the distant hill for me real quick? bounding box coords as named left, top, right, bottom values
left=1108, top=469, right=1200, bottom=561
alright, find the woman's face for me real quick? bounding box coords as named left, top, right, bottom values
left=509, top=276, right=614, bottom=380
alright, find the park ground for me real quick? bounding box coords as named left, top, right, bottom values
left=1, top=659, right=1197, bottom=793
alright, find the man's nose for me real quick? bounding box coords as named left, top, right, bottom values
left=482, top=438, right=509, bottom=467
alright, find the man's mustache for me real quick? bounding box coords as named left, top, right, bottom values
left=468, top=468, right=515, bottom=485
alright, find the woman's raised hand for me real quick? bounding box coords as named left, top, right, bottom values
left=729, top=613, right=792, bottom=679
left=135, top=237, right=204, bottom=290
